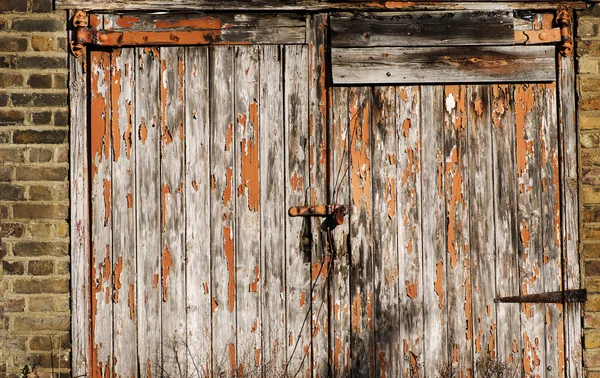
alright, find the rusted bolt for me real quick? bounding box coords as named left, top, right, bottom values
left=98, top=34, right=108, bottom=42
left=539, top=31, right=547, bottom=41
left=386, top=72, right=391, bottom=77
left=308, top=206, right=315, bottom=213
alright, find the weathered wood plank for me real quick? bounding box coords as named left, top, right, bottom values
left=89, top=50, right=113, bottom=378
left=209, top=46, right=238, bottom=376
left=69, top=22, right=90, bottom=377
left=331, top=10, right=514, bottom=48
left=135, top=46, right=162, bottom=378
left=491, top=84, right=522, bottom=371
left=284, top=44, right=311, bottom=377
left=259, top=44, right=287, bottom=375
left=234, top=45, right=262, bottom=375
left=539, top=82, right=564, bottom=377
left=307, top=14, right=330, bottom=378
left=329, top=87, right=351, bottom=377
left=558, top=12, right=583, bottom=375
left=371, top=86, right=399, bottom=378
left=515, top=83, right=545, bottom=377
left=420, top=85, right=447, bottom=378
left=395, top=85, right=424, bottom=378
left=184, top=46, right=212, bottom=377
left=160, top=46, right=187, bottom=376
left=111, top=48, right=138, bottom=378
left=443, top=85, right=472, bottom=376
left=467, top=85, right=497, bottom=368
left=348, top=87, right=374, bottom=377
left=331, top=46, right=556, bottom=85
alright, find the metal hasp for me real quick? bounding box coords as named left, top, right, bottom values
left=288, top=204, right=349, bottom=231
left=494, top=289, right=587, bottom=303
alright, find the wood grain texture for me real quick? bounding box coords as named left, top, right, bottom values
left=395, top=85, right=423, bottom=377
left=234, top=45, right=262, bottom=375
left=331, top=10, right=514, bottom=47
left=491, top=84, right=522, bottom=371
left=420, top=85, right=447, bottom=378
left=331, top=46, right=556, bottom=85
left=259, top=44, right=287, bottom=375
left=209, top=46, right=237, bottom=376
left=443, top=84, right=472, bottom=376
left=111, top=48, right=138, bottom=378
left=371, top=86, right=399, bottom=378
left=135, top=46, right=162, bottom=378
left=284, top=44, right=311, bottom=377
left=90, top=50, right=113, bottom=378
left=184, top=46, right=212, bottom=376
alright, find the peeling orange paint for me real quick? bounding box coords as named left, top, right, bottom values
left=90, top=52, right=111, bottom=179
left=114, top=256, right=123, bottom=303
left=300, top=291, right=306, bottom=307
left=225, top=123, right=233, bottom=151
left=445, top=145, right=463, bottom=269
left=126, top=193, right=133, bottom=209
left=129, top=284, right=135, bottom=319
left=161, top=184, right=171, bottom=232
left=212, top=297, right=218, bottom=312
left=350, top=93, right=371, bottom=214
left=162, top=245, right=172, bottom=301
left=139, top=117, right=148, bottom=145
left=224, top=227, right=235, bottom=312
left=228, top=343, right=236, bottom=374
left=402, top=118, right=411, bottom=137
left=160, top=58, right=173, bottom=152
left=434, top=261, right=444, bottom=308
left=515, top=85, right=535, bottom=177
left=351, top=291, right=362, bottom=333
left=153, top=273, right=159, bottom=289
left=249, top=265, right=260, bottom=292
left=203, top=282, right=209, bottom=294
left=155, top=16, right=222, bottom=29
left=385, top=178, right=396, bottom=218
left=520, top=220, right=531, bottom=249
left=290, top=171, right=303, bottom=192
left=406, top=280, right=417, bottom=299
left=111, top=51, right=122, bottom=163
left=115, top=15, right=139, bottom=28
left=238, top=101, right=260, bottom=212
left=103, top=179, right=111, bottom=226
left=223, top=168, right=233, bottom=206
left=192, top=180, right=199, bottom=192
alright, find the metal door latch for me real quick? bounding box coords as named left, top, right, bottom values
left=288, top=204, right=349, bottom=231
left=494, top=289, right=586, bottom=304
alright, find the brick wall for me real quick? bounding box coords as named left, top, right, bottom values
left=0, top=0, right=70, bottom=377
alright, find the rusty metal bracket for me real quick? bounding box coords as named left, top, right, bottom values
left=70, top=10, right=88, bottom=58
left=514, top=28, right=561, bottom=45
left=494, top=289, right=586, bottom=303
left=288, top=204, right=349, bottom=231
left=556, top=9, right=573, bottom=56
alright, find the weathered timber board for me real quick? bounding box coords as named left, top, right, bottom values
left=331, top=46, right=556, bottom=84
left=331, top=10, right=514, bottom=47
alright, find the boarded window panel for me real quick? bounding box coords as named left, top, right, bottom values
left=331, top=46, right=556, bottom=84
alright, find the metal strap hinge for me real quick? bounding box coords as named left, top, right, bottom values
left=288, top=204, right=349, bottom=231
left=494, top=289, right=586, bottom=304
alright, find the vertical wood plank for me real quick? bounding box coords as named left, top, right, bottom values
left=348, top=87, right=374, bottom=377
left=69, top=30, right=90, bottom=378
left=467, top=85, right=497, bottom=369
left=540, top=82, right=564, bottom=377
left=284, top=44, right=311, bottom=377
left=371, top=86, right=399, bottom=378
left=160, top=46, right=187, bottom=376
left=558, top=14, right=583, bottom=375
left=234, top=45, right=262, bottom=375
left=259, top=44, right=286, bottom=375
left=185, top=46, right=212, bottom=377
left=90, top=50, right=113, bottom=378
left=209, top=46, right=237, bottom=376
left=396, top=85, right=424, bottom=378
left=443, top=85, right=472, bottom=377
left=515, top=83, right=546, bottom=377
left=329, top=87, right=351, bottom=377
left=135, top=46, right=162, bottom=378
left=111, top=48, right=138, bottom=378
left=420, top=85, right=447, bottom=378
left=307, top=14, right=330, bottom=377
left=491, top=84, right=522, bottom=371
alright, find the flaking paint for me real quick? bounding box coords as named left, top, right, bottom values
left=162, top=245, right=172, bottom=301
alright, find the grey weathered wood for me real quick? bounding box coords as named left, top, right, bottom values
left=396, top=85, right=424, bottom=377
left=539, top=82, right=564, bottom=377
left=467, top=85, right=497, bottom=367
left=331, top=10, right=514, bottom=48
left=307, top=14, right=329, bottom=378
left=111, top=48, right=138, bottom=378
left=491, top=84, right=522, bottom=371
left=209, top=46, right=238, bottom=376
left=89, top=50, right=113, bottom=378
left=515, top=83, right=545, bottom=377
left=331, top=46, right=556, bottom=85
left=184, top=46, right=212, bottom=377
left=420, top=85, right=447, bottom=378
left=371, top=86, right=399, bottom=378
left=329, top=87, right=351, bottom=377
left=443, top=85, right=472, bottom=376
left=348, top=87, right=374, bottom=377
left=135, top=46, right=162, bottom=378
left=557, top=13, right=583, bottom=374
left=69, top=27, right=90, bottom=378
left=259, top=44, right=286, bottom=375
left=234, top=45, right=262, bottom=374
left=160, top=46, right=187, bottom=376
left=284, top=44, right=311, bottom=377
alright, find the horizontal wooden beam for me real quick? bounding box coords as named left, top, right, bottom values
left=331, top=10, right=515, bottom=47
left=331, top=45, right=556, bottom=84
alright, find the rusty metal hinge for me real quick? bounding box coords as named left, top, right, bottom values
left=70, top=10, right=88, bottom=58
left=556, top=9, right=573, bottom=56
left=494, top=289, right=586, bottom=304
left=288, top=204, right=349, bottom=231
